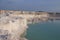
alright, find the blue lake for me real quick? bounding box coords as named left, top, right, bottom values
left=26, top=22, right=60, bottom=40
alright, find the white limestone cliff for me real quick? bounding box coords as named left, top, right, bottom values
left=0, top=10, right=49, bottom=40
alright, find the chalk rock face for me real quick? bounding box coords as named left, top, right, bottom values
left=0, top=12, right=28, bottom=40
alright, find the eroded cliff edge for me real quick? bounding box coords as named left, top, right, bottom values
left=0, top=10, right=49, bottom=40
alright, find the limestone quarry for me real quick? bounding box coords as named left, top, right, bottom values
left=0, top=10, right=50, bottom=40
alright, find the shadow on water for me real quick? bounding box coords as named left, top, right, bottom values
left=26, top=21, right=60, bottom=40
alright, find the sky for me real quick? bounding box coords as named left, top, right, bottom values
left=0, top=0, right=60, bottom=12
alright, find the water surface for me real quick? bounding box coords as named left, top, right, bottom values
left=26, top=22, right=60, bottom=40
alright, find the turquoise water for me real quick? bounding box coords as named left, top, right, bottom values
left=26, top=22, right=60, bottom=40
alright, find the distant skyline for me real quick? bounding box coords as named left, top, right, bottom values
left=0, top=0, right=60, bottom=12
